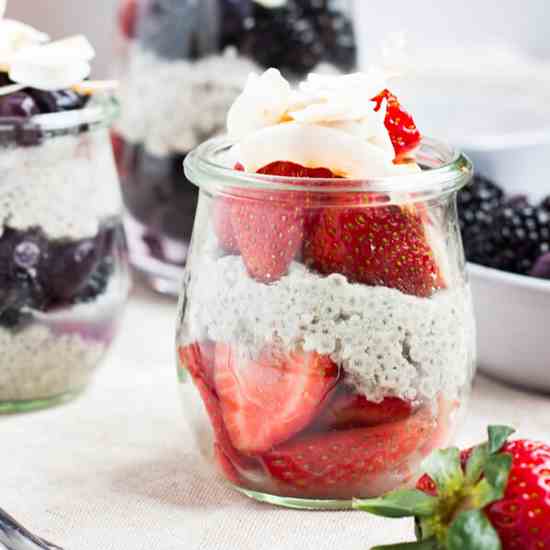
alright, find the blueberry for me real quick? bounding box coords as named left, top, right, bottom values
left=28, top=89, right=88, bottom=114
left=43, top=236, right=104, bottom=301
left=0, top=92, right=40, bottom=118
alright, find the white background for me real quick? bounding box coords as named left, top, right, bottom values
left=7, top=0, right=550, bottom=77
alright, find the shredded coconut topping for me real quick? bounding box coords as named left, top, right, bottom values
left=182, top=253, right=475, bottom=403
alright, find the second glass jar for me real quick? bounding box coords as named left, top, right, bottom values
left=176, top=137, right=476, bottom=509
left=113, top=0, right=357, bottom=294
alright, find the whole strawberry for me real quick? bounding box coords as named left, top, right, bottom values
left=354, top=426, right=550, bottom=550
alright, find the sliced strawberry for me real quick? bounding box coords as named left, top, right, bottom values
left=262, top=405, right=435, bottom=496
left=372, top=89, right=421, bottom=161
left=229, top=161, right=339, bottom=283
left=214, top=344, right=340, bottom=455
left=257, top=161, right=337, bottom=179
left=231, top=196, right=304, bottom=283
left=178, top=342, right=215, bottom=388
left=305, top=203, right=444, bottom=297
left=214, top=443, right=243, bottom=486
left=119, top=0, right=138, bottom=40
left=213, top=198, right=240, bottom=254
left=316, top=390, right=413, bottom=431
left=178, top=343, right=256, bottom=475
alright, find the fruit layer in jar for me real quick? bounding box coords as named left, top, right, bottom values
left=177, top=68, right=475, bottom=500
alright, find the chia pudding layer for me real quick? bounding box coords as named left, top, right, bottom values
left=1, top=129, right=121, bottom=240
left=183, top=252, right=475, bottom=404
left=0, top=110, right=129, bottom=407
left=0, top=275, right=128, bottom=402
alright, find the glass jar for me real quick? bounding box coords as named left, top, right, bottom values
left=0, top=98, right=130, bottom=413
left=113, top=0, right=357, bottom=295
left=176, top=136, right=476, bottom=509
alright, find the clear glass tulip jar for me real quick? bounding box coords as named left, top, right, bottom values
left=0, top=98, right=130, bottom=413
left=175, top=136, right=476, bottom=509
left=113, top=0, right=357, bottom=295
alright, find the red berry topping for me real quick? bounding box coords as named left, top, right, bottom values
left=305, top=203, right=444, bottom=298
left=257, top=161, right=337, bottom=179
left=213, top=198, right=240, bottom=254
left=119, top=0, right=138, bottom=40
left=228, top=160, right=339, bottom=283
left=372, top=89, right=421, bottom=161
left=316, top=390, right=413, bottom=431
left=262, top=406, right=435, bottom=496
left=214, top=344, right=339, bottom=455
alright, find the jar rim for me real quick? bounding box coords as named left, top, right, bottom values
left=0, top=95, right=119, bottom=146
left=184, top=136, right=473, bottom=199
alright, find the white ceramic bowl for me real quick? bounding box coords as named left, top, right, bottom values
left=468, top=262, right=550, bottom=392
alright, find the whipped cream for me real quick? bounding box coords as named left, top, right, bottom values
left=227, top=68, right=419, bottom=177
left=182, top=252, right=475, bottom=404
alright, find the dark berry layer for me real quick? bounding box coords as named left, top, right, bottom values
left=132, top=0, right=356, bottom=76
left=0, top=83, right=91, bottom=146
left=0, top=223, right=123, bottom=331
left=457, top=175, right=550, bottom=279
left=115, top=139, right=197, bottom=263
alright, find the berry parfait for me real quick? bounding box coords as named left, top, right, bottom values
left=0, top=19, right=130, bottom=412
left=176, top=68, right=476, bottom=508
left=114, top=0, right=357, bottom=294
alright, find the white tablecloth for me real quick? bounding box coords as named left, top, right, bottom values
left=2, top=282, right=550, bottom=550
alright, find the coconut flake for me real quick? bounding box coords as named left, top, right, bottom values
left=235, top=122, right=417, bottom=177
left=0, top=19, right=50, bottom=68
left=227, top=68, right=291, bottom=141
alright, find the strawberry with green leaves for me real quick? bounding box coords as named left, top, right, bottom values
left=354, top=425, right=550, bottom=550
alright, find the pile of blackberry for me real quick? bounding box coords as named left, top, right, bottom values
left=457, top=175, right=550, bottom=279
left=227, top=0, right=357, bottom=76
left=0, top=226, right=119, bottom=331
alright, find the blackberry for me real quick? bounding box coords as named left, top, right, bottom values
left=238, top=2, right=325, bottom=77
left=0, top=225, right=119, bottom=330
left=487, top=205, right=550, bottom=275
left=28, top=89, right=89, bottom=114
left=299, top=2, right=357, bottom=70
left=457, top=175, right=505, bottom=261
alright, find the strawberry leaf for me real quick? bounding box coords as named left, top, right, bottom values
left=353, top=490, right=438, bottom=518
left=372, top=539, right=439, bottom=550
left=487, top=426, right=515, bottom=454
left=421, top=448, right=463, bottom=494
left=484, top=453, right=513, bottom=496
left=447, top=510, right=501, bottom=550
left=465, top=443, right=489, bottom=485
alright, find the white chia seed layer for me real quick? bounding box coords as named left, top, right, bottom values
left=0, top=325, right=106, bottom=402
left=0, top=274, right=129, bottom=402
left=116, top=47, right=259, bottom=157
left=0, top=129, right=122, bottom=241
left=115, top=46, right=342, bottom=157
left=183, top=254, right=475, bottom=403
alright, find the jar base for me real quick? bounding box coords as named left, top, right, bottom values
left=0, top=386, right=86, bottom=414
left=234, top=486, right=354, bottom=510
